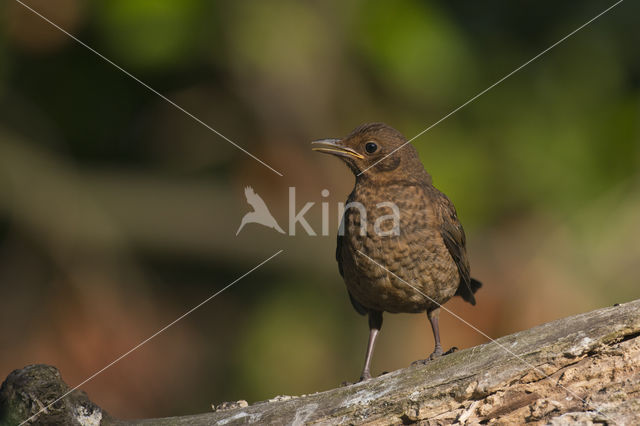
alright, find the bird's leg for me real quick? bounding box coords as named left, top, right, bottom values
left=428, top=308, right=443, bottom=360
left=411, top=308, right=457, bottom=366
left=359, top=311, right=383, bottom=382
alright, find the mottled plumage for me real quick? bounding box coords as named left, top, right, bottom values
left=313, top=122, right=482, bottom=381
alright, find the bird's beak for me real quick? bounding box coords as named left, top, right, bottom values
left=311, top=138, right=364, bottom=160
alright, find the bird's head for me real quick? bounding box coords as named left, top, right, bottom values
left=312, top=123, right=429, bottom=183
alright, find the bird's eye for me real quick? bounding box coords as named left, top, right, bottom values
left=365, top=142, right=378, bottom=154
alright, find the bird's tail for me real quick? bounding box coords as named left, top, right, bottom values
left=456, top=278, right=482, bottom=306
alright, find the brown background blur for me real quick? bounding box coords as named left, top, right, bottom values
left=1, top=0, right=638, bottom=420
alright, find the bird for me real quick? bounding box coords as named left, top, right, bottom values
left=236, top=186, right=285, bottom=235
left=312, top=122, right=482, bottom=382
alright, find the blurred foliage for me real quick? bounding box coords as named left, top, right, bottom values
left=353, top=0, right=475, bottom=102
left=94, top=0, right=210, bottom=70
left=0, top=0, right=638, bottom=421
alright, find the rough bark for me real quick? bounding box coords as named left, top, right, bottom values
left=2, top=300, right=639, bottom=425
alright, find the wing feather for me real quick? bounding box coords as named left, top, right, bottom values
left=433, top=190, right=478, bottom=305
left=337, top=219, right=367, bottom=315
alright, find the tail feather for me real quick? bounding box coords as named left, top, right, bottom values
left=456, top=278, right=482, bottom=305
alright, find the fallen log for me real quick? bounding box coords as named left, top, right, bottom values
left=2, top=299, right=639, bottom=425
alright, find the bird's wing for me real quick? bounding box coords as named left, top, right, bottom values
left=433, top=189, right=477, bottom=305
left=337, top=215, right=367, bottom=315
left=336, top=233, right=344, bottom=278
left=245, top=186, right=268, bottom=211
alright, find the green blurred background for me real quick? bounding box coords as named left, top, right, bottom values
left=1, top=0, right=638, bottom=420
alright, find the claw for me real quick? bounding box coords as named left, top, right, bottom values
left=444, top=346, right=458, bottom=355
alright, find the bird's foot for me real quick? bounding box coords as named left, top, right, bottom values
left=429, top=345, right=445, bottom=360
left=358, top=371, right=372, bottom=382
left=411, top=346, right=458, bottom=366
left=343, top=369, right=387, bottom=386
left=444, top=346, right=458, bottom=356
left=341, top=374, right=372, bottom=387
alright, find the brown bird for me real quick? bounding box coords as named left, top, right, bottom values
left=312, top=122, right=481, bottom=381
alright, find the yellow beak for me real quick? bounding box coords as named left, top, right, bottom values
left=311, top=139, right=364, bottom=160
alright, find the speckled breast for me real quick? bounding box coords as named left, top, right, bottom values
left=340, top=184, right=459, bottom=314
